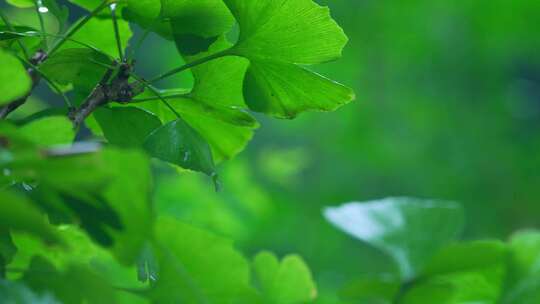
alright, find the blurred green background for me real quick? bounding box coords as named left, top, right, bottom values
left=5, top=0, right=540, bottom=301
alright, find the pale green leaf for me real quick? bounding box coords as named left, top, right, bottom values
left=253, top=251, right=317, bottom=304
left=146, top=217, right=256, bottom=303
left=0, top=49, right=32, bottom=106
left=19, top=116, right=75, bottom=146
left=223, top=0, right=355, bottom=118
left=324, top=197, right=465, bottom=280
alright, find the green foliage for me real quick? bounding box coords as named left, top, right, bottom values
left=0, top=0, right=346, bottom=303
left=0, top=49, right=31, bottom=105
left=325, top=198, right=540, bottom=304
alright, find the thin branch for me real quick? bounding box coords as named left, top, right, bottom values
left=2, top=30, right=116, bottom=61
left=0, top=10, right=30, bottom=59
left=130, top=92, right=188, bottom=103
left=148, top=49, right=231, bottom=84
left=129, top=73, right=181, bottom=118
left=34, top=0, right=48, bottom=50
left=15, top=54, right=73, bottom=108
left=109, top=3, right=124, bottom=62
left=48, top=0, right=111, bottom=56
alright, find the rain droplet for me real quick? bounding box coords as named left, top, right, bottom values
left=22, top=183, right=34, bottom=192
left=37, top=0, right=48, bottom=13
left=183, top=151, right=190, bottom=162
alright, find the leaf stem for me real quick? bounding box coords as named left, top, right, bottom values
left=0, top=10, right=30, bottom=59
left=48, top=0, right=111, bottom=56
left=148, top=49, right=231, bottom=84
left=109, top=3, right=124, bottom=62
left=34, top=0, right=48, bottom=50
left=130, top=73, right=182, bottom=118
left=130, top=92, right=189, bottom=103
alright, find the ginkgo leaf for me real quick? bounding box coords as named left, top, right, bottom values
left=94, top=106, right=162, bottom=148
left=0, top=49, right=32, bottom=106
left=223, top=0, right=355, bottom=118
left=139, top=39, right=258, bottom=162
left=19, top=116, right=75, bottom=146
left=253, top=251, right=317, bottom=304
left=146, top=217, right=257, bottom=303
left=163, top=0, right=234, bottom=55
left=143, top=118, right=216, bottom=175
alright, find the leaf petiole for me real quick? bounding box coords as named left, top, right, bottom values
left=48, top=0, right=112, bottom=56
left=148, top=48, right=232, bottom=84
left=34, top=0, right=48, bottom=50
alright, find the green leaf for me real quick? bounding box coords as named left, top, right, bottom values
left=100, top=148, right=154, bottom=264
left=5, top=0, right=34, bottom=8
left=0, top=280, right=60, bottom=304
left=63, top=16, right=132, bottom=58
left=139, top=39, right=258, bottom=162
left=501, top=231, right=540, bottom=304
left=0, top=190, right=60, bottom=244
left=143, top=118, right=216, bottom=175
left=22, top=256, right=117, bottom=304
left=401, top=241, right=507, bottom=304
left=122, top=0, right=173, bottom=39
left=0, top=49, right=32, bottom=106
left=39, top=48, right=112, bottom=95
left=324, top=197, right=465, bottom=280
left=338, top=275, right=399, bottom=304
left=146, top=217, right=256, bottom=303
left=223, top=0, right=355, bottom=118
left=163, top=0, right=235, bottom=55
left=18, top=116, right=75, bottom=146
left=94, top=106, right=162, bottom=148
left=42, top=0, right=70, bottom=33
left=253, top=251, right=317, bottom=304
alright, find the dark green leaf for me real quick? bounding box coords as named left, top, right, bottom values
left=338, top=275, right=399, bottom=304
left=143, top=118, right=216, bottom=175
left=0, top=190, right=60, bottom=244
left=94, top=106, right=162, bottom=148
left=0, top=280, right=60, bottom=304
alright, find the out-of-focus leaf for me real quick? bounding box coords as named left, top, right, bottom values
left=0, top=190, right=60, bottom=244
left=42, top=0, right=69, bottom=33
left=401, top=241, right=507, bottom=304
left=253, top=251, right=317, bottom=304
left=223, top=0, right=354, bottom=118
left=146, top=217, right=257, bottom=303
left=143, top=118, right=216, bottom=176
left=63, top=17, right=131, bottom=58
left=162, top=0, right=234, bottom=55
left=0, top=280, right=60, bottom=304
left=39, top=48, right=112, bottom=96
left=338, top=275, right=399, bottom=304
left=22, top=256, right=117, bottom=304
left=0, top=49, right=32, bottom=106
left=94, top=106, right=162, bottom=148
left=5, top=0, right=33, bottom=8
left=501, top=231, right=540, bottom=304
left=18, top=116, right=75, bottom=146
left=324, top=197, right=465, bottom=280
